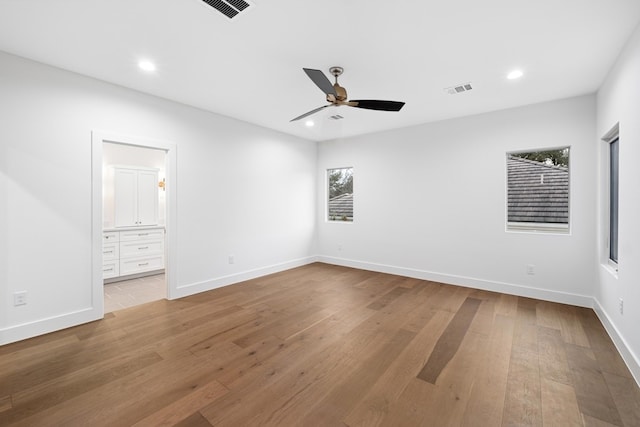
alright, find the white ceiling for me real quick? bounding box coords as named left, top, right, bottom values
left=1, top=0, right=639, bottom=142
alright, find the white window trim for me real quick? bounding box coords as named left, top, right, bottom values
left=326, top=166, right=354, bottom=223
left=505, top=146, right=571, bottom=235
left=602, top=123, right=619, bottom=271
left=506, top=222, right=570, bottom=234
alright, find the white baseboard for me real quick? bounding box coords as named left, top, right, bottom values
left=0, top=307, right=102, bottom=346
left=592, top=298, right=640, bottom=386
left=1, top=257, right=318, bottom=346
left=171, top=255, right=319, bottom=299
left=318, top=255, right=593, bottom=307
left=6, top=255, right=637, bottom=390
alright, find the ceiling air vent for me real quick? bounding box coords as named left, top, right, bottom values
left=200, top=0, right=253, bottom=19
left=329, top=114, right=344, bottom=120
left=445, top=83, right=473, bottom=95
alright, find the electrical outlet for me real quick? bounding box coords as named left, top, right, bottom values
left=526, top=264, right=535, bottom=275
left=338, top=244, right=342, bottom=251
left=228, top=254, right=235, bottom=264
left=14, top=291, right=27, bottom=306
left=619, top=298, right=624, bottom=315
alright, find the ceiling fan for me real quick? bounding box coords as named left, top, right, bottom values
left=290, top=67, right=405, bottom=122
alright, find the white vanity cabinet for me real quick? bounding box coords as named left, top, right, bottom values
left=102, top=231, right=120, bottom=279
left=102, top=227, right=164, bottom=280
left=113, top=167, right=159, bottom=227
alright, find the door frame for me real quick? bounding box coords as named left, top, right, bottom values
left=91, top=131, right=178, bottom=315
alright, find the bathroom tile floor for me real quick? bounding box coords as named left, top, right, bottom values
left=103, top=273, right=166, bottom=313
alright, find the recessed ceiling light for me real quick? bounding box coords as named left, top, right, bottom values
left=305, top=120, right=314, bottom=127
left=138, top=60, right=156, bottom=72
left=507, top=70, right=523, bottom=80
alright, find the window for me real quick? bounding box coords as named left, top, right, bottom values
left=609, top=137, right=619, bottom=264
left=506, top=147, right=570, bottom=232
left=327, top=167, right=353, bottom=222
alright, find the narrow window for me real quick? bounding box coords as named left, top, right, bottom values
left=327, top=167, right=353, bottom=222
left=506, top=147, right=570, bottom=232
left=609, top=137, right=619, bottom=264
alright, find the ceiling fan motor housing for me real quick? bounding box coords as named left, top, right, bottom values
left=332, top=84, right=347, bottom=102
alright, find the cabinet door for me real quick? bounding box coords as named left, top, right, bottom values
left=114, top=169, right=138, bottom=227
left=119, top=228, right=164, bottom=241
left=136, top=170, right=159, bottom=226
left=103, top=260, right=120, bottom=279
left=102, top=242, right=120, bottom=261
left=119, top=239, right=163, bottom=258
left=120, top=255, right=164, bottom=275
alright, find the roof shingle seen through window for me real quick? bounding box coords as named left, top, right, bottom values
left=328, top=193, right=353, bottom=221
left=507, top=155, right=569, bottom=224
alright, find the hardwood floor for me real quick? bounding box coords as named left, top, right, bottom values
left=1, top=263, right=639, bottom=426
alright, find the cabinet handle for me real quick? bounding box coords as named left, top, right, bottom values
left=103, top=267, right=113, bottom=272
left=104, top=250, right=113, bottom=254
left=138, top=233, right=148, bottom=236
left=138, top=262, right=149, bottom=266
left=138, top=246, right=149, bottom=250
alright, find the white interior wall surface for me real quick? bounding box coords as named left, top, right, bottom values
left=317, top=95, right=597, bottom=306
left=0, top=51, right=317, bottom=344
left=596, top=23, right=640, bottom=383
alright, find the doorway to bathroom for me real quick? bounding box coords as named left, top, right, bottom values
left=102, top=142, right=167, bottom=312
left=91, top=131, right=177, bottom=315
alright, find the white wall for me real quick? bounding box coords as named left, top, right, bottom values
left=596, top=23, right=640, bottom=382
left=0, top=51, right=317, bottom=344
left=317, top=95, right=597, bottom=306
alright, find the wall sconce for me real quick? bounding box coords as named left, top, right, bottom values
left=158, top=178, right=165, bottom=191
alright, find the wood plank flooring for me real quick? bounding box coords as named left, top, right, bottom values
left=1, top=263, right=639, bottom=426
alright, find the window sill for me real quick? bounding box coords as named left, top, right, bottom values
left=506, top=222, right=570, bottom=235
left=601, top=262, right=618, bottom=279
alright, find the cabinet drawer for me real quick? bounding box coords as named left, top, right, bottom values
left=102, top=260, right=120, bottom=279
left=120, top=255, right=164, bottom=275
left=119, top=228, right=164, bottom=242
left=103, top=231, right=120, bottom=243
left=119, top=239, right=163, bottom=258
left=102, top=242, right=120, bottom=261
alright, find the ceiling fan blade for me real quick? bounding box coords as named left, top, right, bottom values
left=290, top=104, right=332, bottom=122
left=303, top=68, right=337, bottom=97
left=349, top=100, right=405, bottom=112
